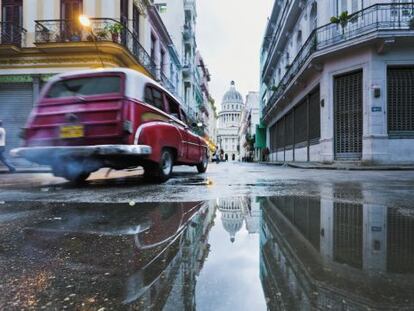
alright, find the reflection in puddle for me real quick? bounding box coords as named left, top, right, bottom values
left=0, top=185, right=414, bottom=310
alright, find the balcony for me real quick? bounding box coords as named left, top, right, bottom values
left=34, top=18, right=156, bottom=78
left=0, top=22, right=27, bottom=51
left=182, top=63, right=193, bottom=79
left=263, top=3, right=414, bottom=119
left=183, top=24, right=194, bottom=41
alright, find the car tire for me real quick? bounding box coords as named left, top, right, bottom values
left=197, top=151, right=208, bottom=173
left=64, top=172, right=90, bottom=184
left=144, top=149, right=174, bottom=183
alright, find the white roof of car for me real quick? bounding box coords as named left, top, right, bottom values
left=47, top=68, right=180, bottom=104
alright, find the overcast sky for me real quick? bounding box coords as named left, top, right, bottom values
left=196, top=0, right=274, bottom=109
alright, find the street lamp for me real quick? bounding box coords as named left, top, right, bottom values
left=78, top=14, right=105, bottom=68
left=79, top=15, right=91, bottom=28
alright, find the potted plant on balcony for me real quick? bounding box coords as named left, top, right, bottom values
left=96, top=29, right=108, bottom=41
left=330, top=11, right=351, bottom=35
left=105, top=23, right=123, bottom=43
left=70, top=32, right=81, bottom=42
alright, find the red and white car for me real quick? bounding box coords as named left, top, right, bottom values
left=11, top=68, right=209, bottom=182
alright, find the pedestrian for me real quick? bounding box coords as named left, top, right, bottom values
left=0, top=121, right=16, bottom=173
left=220, top=149, right=224, bottom=161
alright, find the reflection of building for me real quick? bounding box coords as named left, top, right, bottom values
left=218, top=197, right=260, bottom=243
left=259, top=188, right=414, bottom=310
left=217, top=82, right=244, bottom=161
left=21, top=201, right=217, bottom=310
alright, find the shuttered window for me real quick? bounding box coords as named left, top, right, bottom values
left=387, top=67, right=414, bottom=135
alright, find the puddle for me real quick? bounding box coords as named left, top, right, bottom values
left=0, top=187, right=414, bottom=310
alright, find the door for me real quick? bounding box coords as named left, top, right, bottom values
left=1, top=0, right=23, bottom=45
left=334, top=70, right=363, bottom=160
left=61, top=0, right=83, bottom=40
left=0, top=83, right=34, bottom=167
left=120, top=0, right=129, bottom=45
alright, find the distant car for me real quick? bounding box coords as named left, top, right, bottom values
left=11, top=68, right=209, bottom=183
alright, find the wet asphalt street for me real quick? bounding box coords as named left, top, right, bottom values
left=1, top=162, right=414, bottom=310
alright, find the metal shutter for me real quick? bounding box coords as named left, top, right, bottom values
left=387, top=208, right=414, bottom=273
left=0, top=83, right=33, bottom=166
left=309, top=89, right=320, bottom=144
left=387, top=67, right=414, bottom=135
left=276, top=118, right=285, bottom=151
left=285, top=111, right=294, bottom=149
left=294, top=99, right=307, bottom=147
left=333, top=200, right=363, bottom=269
left=334, top=70, right=363, bottom=160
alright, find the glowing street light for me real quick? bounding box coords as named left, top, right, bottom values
left=79, top=15, right=91, bottom=28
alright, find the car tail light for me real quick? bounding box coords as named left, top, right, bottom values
left=123, top=120, right=133, bottom=134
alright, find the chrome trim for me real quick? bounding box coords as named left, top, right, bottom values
left=11, top=144, right=152, bottom=160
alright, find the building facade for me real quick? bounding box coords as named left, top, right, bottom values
left=261, top=0, right=414, bottom=164
left=239, top=91, right=260, bottom=162
left=217, top=81, right=244, bottom=161
left=0, top=0, right=214, bottom=167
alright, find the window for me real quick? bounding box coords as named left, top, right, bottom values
left=166, top=95, right=180, bottom=119
left=133, top=4, right=140, bottom=39
left=160, top=48, right=166, bottom=74
left=46, top=76, right=121, bottom=98
left=151, top=34, right=157, bottom=63
left=144, top=85, right=165, bottom=111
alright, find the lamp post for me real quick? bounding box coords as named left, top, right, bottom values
left=79, top=15, right=105, bottom=68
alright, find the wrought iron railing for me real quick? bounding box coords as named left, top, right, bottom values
left=34, top=18, right=156, bottom=78
left=0, top=22, right=27, bottom=47
left=263, top=3, right=414, bottom=117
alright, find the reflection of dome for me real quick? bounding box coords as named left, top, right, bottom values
left=222, top=81, right=243, bottom=104
left=218, top=199, right=244, bottom=243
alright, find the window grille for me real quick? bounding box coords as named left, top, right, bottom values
left=294, top=99, right=307, bottom=146
left=309, top=89, right=321, bottom=144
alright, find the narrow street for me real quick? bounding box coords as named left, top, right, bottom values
left=1, top=162, right=414, bottom=310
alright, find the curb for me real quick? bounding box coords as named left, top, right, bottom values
left=259, top=162, right=414, bottom=171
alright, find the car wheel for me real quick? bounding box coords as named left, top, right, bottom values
left=144, top=149, right=174, bottom=183
left=64, top=172, right=90, bottom=184
left=197, top=151, right=208, bottom=173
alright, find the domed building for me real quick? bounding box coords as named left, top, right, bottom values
left=217, top=81, right=244, bottom=161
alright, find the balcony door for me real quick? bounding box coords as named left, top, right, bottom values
left=120, top=0, right=129, bottom=45
left=1, top=0, right=23, bottom=45
left=61, top=0, right=83, bottom=41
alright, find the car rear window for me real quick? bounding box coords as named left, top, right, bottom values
left=46, top=76, right=122, bottom=98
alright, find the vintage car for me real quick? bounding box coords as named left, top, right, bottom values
left=11, top=68, right=209, bottom=182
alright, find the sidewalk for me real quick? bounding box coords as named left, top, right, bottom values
left=260, top=161, right=414, bottom=171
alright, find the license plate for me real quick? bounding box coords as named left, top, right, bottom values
left=60, top=125, right=84, bottom=139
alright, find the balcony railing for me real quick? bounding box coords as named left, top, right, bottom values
left=34, top=18, right=156, bottom=78
left=263, top=3, right=414, bottom=117
left=0, top=22, right=27, bottom=47
left=159, top=71, right=180, bottom=99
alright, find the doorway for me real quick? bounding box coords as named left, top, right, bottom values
left=334, top=70, right=363, bottom=160
left=61, top=0, right=83, bottom=41
left=1, top=0, right=23, bottom=45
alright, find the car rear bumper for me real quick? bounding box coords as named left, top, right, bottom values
left=11, top=145, right=152, bottom=162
